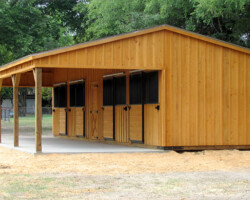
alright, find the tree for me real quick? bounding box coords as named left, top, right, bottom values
left=42, top=88, right=52, bottom=107
left=35, top=0, right=89, bottom=43
left=0, top=0, right=75, bottom=108
left=81, top=0, right=147, bottom=41
left=186, top=0, right=250, bottom=47
left=143, top=0, right=194, bottom=28
left=0, top=0, right=75, bottom=63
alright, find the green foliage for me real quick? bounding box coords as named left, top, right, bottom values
left=186, top=0, right=250, bottom=47
left=0, top=0, right=75, bottom=64
left=82, top=0, right=147, bottom=41
left=0, top=45, right=13, bottom=65
left=36, top=0, right=88, bottom=43
left=42, top=88, right=52, bottom=107
left=1, top=88, right=13, bottom=102
left=144, top=0, right=194, bottom=27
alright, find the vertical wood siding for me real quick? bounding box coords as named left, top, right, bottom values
left=164, top=30, right=250, bottom=147
left=35, top=31, right=165, bottom=70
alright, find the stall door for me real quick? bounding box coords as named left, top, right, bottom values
left=53, top=108, right=67, bottom=135
left=74, top=108, right=85, bottom=136
left=144, top=71, right=160, bottom=146
left=69, top=81, right=85, bottom=137
left=103, top=78, right=114, bottom=140
left=89, top=82, right=99, bottom=139
left=115, top=76, right=129, bottom=143
left=129, top=73, right=143, bottom=142
left=53, top=85, right=67, bottom=135
left=144, top=104, right=159, bottom=145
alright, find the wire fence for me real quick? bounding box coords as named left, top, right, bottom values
left=1, top=107, right=53, bottom=136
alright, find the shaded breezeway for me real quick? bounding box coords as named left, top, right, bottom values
left=0, top=134, right=163, bottom=154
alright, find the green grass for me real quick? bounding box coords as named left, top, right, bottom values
left=0, top=174, right=58, bottom=200
left=0, top=174, right=80, bottom=200
left=2, top=114, right=52, bottom=128
left=2, top=114, right=52, bottom=135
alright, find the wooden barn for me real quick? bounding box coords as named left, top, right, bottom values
left=0, top=25, right=249, bottom=152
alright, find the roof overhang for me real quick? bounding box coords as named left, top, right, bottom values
left=0, top=24, right=249, bottom=79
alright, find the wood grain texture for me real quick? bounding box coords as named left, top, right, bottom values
left=144, top=104, right=160, bottom=146
left=164, top=30, right=250, bottom=147
left=129, top=105, right=142, bottom=141
left=67, top=107, right=84, bottom=137
left=34, top=31, right=166, bottom=70
left=115, top=106, right=129, bottom=143
left=103, top=106, right=113, bottom=139
left=53, top=108, right=66, bottom=135
left=11, top=74, right=21, bottom=147
left=89, top=82, right=99, bottom=139
left=33, top=68, right=42, bottom=152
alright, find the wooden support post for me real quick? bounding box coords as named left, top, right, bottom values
left=33, top=68, right=42, bottom=152
left=11, top=74, right=21, bottom=147
left=0, top=79, right=2, bottom=143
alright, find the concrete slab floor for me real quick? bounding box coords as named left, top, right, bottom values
left=0, top=134, right=164, bottom=154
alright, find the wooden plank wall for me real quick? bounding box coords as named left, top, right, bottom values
left=103, top=106, right=113, bottom=139
left=35, top=31, right=165, bottom=70
left=115, top=106, right=129, bottom=143
left=164, top=30, right=250, bottom=147
left=53, top=108, right=66, bottom=135
left=129, top=105, right=142, bottom=141
left=67, top=107, right=84, bottom=137
left=144, top=104, right=160, bottom=145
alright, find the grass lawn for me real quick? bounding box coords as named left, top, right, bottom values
left=2, top=114, right=52, bottom=135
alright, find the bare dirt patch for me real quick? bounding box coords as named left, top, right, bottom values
left=0, top=147, right=249, bottom=199
left=0, top=147, right=249, bottom=175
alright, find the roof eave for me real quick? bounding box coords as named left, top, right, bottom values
left=0, top=24, right=249, bottom=71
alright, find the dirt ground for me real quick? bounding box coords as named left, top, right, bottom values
left=0, top=147, right=250, bottom=200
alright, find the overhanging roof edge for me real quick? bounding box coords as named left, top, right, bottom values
left=1, top=24, right=249, bottom=71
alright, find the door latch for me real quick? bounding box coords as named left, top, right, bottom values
left=155, top=105, right=160, bottom=110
